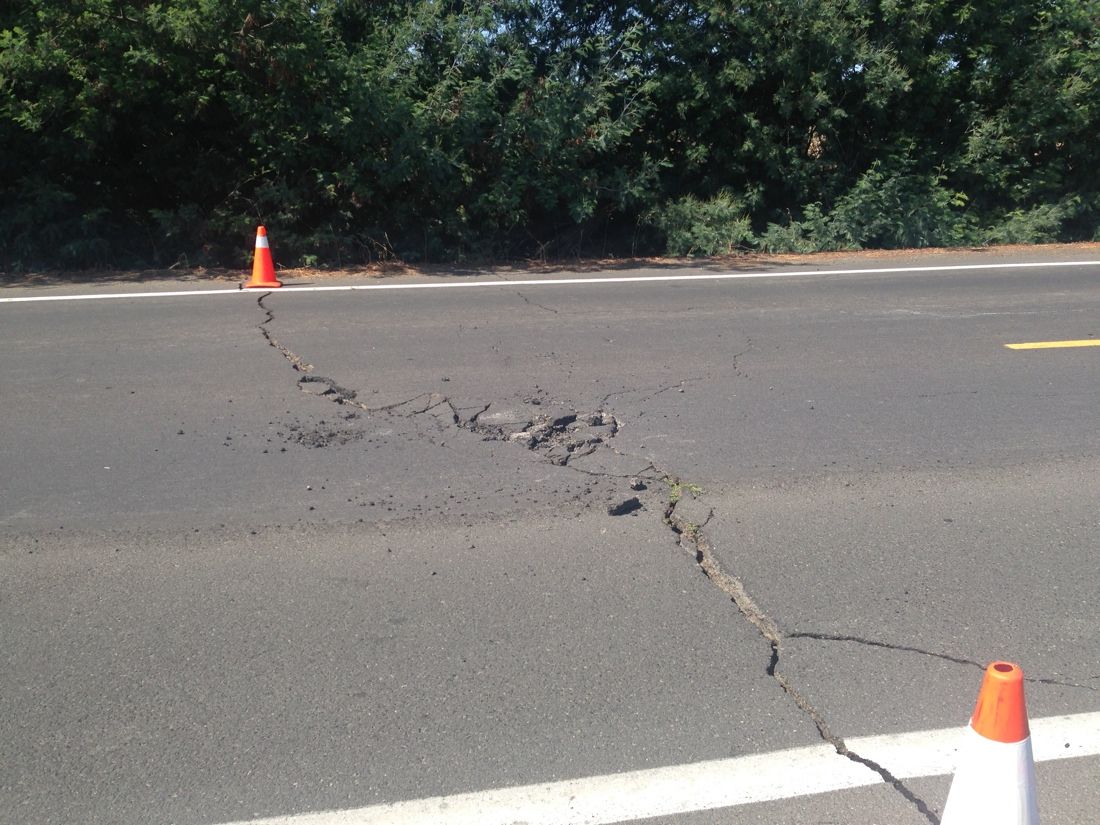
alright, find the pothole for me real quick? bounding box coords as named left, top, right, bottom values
left=470, top=406, right=621, bottom=466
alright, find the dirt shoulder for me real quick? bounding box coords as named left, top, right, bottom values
left=4, top=242, right=1099, bottom=288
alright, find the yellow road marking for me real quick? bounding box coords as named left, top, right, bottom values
left=1005, top=339, right=1100, bottom=350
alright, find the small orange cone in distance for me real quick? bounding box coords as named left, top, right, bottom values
left=245, top=225, right=281, bottom=288
left=941, top=661, right=1039, bottom=825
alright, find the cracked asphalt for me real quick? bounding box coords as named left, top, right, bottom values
left=2, top=248, right=1100, bottom=824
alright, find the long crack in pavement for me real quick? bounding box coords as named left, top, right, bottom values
left=789, top=632, right=1099, bottom=692
left=664, top=487, right=940, bottom=824
left=258, top=298, right=314, bottom=373
left=256, top=293, right=941, bottom=821
left=259, top=294, right=624, bottom=467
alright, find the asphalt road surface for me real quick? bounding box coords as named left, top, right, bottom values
left=2, top=247, right=1099, bottom=824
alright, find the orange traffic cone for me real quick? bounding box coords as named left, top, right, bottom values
left=244, top=226, right=282, bottom=288
left=941, top=661, right=1039, bottom=824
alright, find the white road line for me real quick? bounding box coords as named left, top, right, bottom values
left=219, top=711, right=1100, bottom=825
left=1, top=259, right=1098, bottom=304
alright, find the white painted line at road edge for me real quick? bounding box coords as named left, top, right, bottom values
left=219, top=711, right=1100, bottom=825
left=2, top=259, right=1098, bottom=304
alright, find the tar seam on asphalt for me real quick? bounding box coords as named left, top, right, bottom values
left=516, top=291, right=560, bottom=314
left=256, top=293, right=943, bottom=821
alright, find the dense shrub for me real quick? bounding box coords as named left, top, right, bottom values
left=648, top=193, right=754, bottom=256
left=2, top=0, right=1098, bottom=270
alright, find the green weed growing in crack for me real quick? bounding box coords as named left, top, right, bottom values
left=662, top=477, right=707, bottom=541
left=663, top=476, right=704, bottom=507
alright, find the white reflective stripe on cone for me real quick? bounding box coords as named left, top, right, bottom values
left=255, top=236, right=270, bottom=248
left=941, top=728, right=1039, bottom=825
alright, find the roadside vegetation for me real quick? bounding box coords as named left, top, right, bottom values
left=2, top=1, right=1098, bottom=271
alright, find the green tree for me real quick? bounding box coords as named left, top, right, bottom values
left=2, top=0, right=1098, bottom=269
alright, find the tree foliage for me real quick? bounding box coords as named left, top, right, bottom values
left=2, top=0, right=1098, bottom=269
